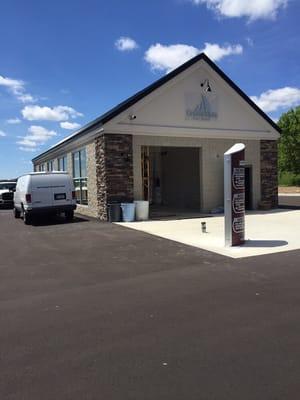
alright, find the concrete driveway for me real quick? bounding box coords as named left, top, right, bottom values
left=119, top=209, right=300, bottom=258
left=1, top=209, right=300, bottom=399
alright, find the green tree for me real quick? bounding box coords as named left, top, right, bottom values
left=278, top=106, right=300, bottom=175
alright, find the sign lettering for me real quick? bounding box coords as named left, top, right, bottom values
left=185, top=92, right=218, bottom=121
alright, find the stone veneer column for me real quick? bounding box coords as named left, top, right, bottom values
left=260, top=140, right=278, bottom=209
left=95, top=134, right=134, bottom=220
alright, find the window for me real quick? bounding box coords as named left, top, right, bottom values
left=57, top=155, right=67, bottom=171
left=0, top=182, right=16, bottom=191
left=39, top=164, right=45, bottom=172
left=72, top=148, right=88, bottom=205
left=47, top=160, right=54, bottom=171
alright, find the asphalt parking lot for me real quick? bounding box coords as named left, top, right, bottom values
left=1, top=209, right=300, bottom=400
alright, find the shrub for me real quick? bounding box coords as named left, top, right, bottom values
left=279, top=172, right=300, bottom=186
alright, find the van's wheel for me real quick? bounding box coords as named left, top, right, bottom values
left=65, top=210, right=74, bottom=221
left=23, top=209, right=32, bottom=225
left=14, top=207, right=21, bottom=219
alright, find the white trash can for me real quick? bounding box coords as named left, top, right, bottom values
left=134, top=200, right=149, bottom=221
left=121, top=203, right=135, bottom=222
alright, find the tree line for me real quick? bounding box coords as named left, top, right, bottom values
left=277, top=106, right=300, bottom=185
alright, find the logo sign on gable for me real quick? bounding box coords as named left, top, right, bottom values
left=185, top=92, right=218, bottom=121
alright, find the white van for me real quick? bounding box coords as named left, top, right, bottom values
left=0, top=181, right=16, bottom=208
left=14, top=172, right=77, bottom=224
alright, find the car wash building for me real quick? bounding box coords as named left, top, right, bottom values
left=32, top=53, right=280, bottom=220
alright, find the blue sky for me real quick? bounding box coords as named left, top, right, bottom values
left=0, top=0, right=299, bottom=178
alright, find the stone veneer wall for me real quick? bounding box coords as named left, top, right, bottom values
left=95, top=134, right=133, bottom=220
left=75, top=141, right=99, bottom=218
left=260, top=140, right=278, bottom=209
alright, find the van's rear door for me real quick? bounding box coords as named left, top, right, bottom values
left=31, top=174, right=73, bottom=209
left=30, top=174, right=53, bottom=208
left=51, top=174, right=73, bottom=207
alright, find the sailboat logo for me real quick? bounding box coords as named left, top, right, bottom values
left=185, top=93, right=218, bottom=120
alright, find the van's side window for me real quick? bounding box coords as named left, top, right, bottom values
left=72, top=149, right=88, bottom=205
left=57, top=156, right=67, bottom=172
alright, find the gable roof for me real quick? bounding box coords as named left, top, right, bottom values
left=32, top=53, right=280, bottom=162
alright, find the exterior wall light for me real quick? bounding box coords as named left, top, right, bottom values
left=129, top=114, right=137, bottom=120
left=200, top=79, right=212, bottom=92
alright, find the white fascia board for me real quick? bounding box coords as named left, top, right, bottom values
left=103, top=125, right=278, bottom=140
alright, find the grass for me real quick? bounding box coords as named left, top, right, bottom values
left=279, top=172, right=300, bottom=186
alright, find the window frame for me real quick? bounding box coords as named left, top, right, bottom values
left=46, top=160, right=54, bottom=171
left=72, top=148, right=88, bottom=205
left=57, top=155, right=68, bottom=172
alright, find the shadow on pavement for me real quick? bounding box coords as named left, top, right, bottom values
left=244, top=239, right=288, bottom=248
left=31, top=214, right=89, bottom=227
left=0, top=205, right=14, bottom=210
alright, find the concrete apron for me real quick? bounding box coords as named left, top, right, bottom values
left=116, top=209, right=300, bottom=259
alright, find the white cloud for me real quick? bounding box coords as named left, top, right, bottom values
left=19, top=146, right=38, bottom=152
left=17, top=138, right=37, bottom=148
left=60, top=121, right=81, bottom=130
left=145, top=44, right=198, bottom=72
left=22, top=105, right=83, bottom=121
left=17, top=125, right=57, bottom=151
left=0, top=75, right=24, bottom=94
left=191, top=0, right=288, bottom=21
left=144, top=42, right=243, bottom=73
left=202, top=42, right=243, bottom=61
left=17, top=93, right=36, bottom=103
left=0, top=130, right=7, bottom=137
left=0, top=75, right=36, bottom=103
left=26, top=125, right=57, bottom=142
left=6, top=118, right=21, bottom=124
left=115, top=36, right=138, bottom=51
left=251, top=87, right=300, bottom=113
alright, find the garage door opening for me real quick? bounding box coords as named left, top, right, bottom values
left=141, top=146, right=201, bottom=216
